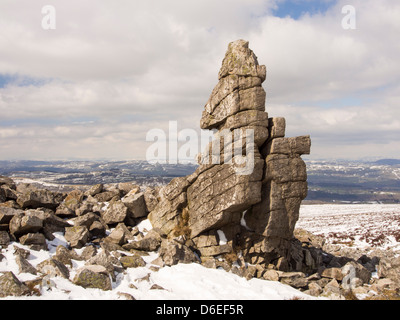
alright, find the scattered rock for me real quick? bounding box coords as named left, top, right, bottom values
left=73, top=265, right=112, bottom=291
left=159, top=239, right=199, bottom=266
left=120, top=255, right=146, bottom=269
left=15, top=254, right=38, bottom=275
left=117, top=291, right=136, bottom=300
left=19, top=233, right=47, bottom=251
left=9, top=212, right=43, bottom=238
left=150, top=284, right=166, bottom=290
left=87, top=250, right=118, bottom=281
left=17, top=189, right=64, bottom=210
left=321, top=267, right=344, bottom=281
left=36, top=258, right=70, bottom=279
left=106, top=223, right=133, bottom=246
left=53, top=245, right=74, bottom=267
left=64, top=225, right=89, bottom=249
left=0, top=176, right=17, bottom=190
left=101, top=200, right=128, bottom=225
left=0, top=271, right=31, bottom=297
left=123, top=229, right=162, bottom=252
left=0, top=230, right=10, bottom=246
left=85, top=184, right=103, bottom=197
left=122, top=192, right=147, bottom=219
left=0, top=207, right=24, bottom=225
left=263, top=269, right=280, bottom=281
left=378, top=256, right=400, bottom=285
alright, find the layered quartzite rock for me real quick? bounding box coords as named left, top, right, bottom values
left=149, top=39, right=311, bottom=270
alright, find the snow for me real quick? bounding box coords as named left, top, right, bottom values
left=6, top=203, right=398, bottom=300
left=1, top=219, right=316, bottom=300
left=136, top=218, right=153, bottom=234
left=298, top=203, right=400, bottom=251
left=216, top=230, right=227, bottom=245
left=240, top=210, right=252, bottom=231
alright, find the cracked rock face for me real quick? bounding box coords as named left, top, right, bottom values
left=149, top=39, right=311, bottom=270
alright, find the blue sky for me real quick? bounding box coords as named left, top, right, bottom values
left=0, top=73, right=49, bottom=88
left=273, top=0, right=337, bottom=19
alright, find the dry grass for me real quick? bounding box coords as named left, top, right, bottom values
left=172, top=207, right=191, bottom=238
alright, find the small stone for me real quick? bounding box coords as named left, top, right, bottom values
left=120, top=255, right=146, bottom=269
left=263, top=269, right=280, bottom=281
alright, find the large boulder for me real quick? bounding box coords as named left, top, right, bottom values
left=9, top=212, right=43, bottom=238
left=101, top=200, right=128, bottom=225
left=159, top=239, right=199, bottom=266
left=65, top=226, right=90, bottom=249
left=17, top=189, right=64, bottom=210
left=122, top=192, right=147, bottom=219
left=0, top=207, right=24, bottom=225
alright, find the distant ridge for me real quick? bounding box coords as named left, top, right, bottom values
left=374, top=159, right=400, bottom=165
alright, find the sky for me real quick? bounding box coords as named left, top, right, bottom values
left=0, top=0, right=400, bottom=162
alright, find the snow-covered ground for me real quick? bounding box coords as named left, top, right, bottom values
left=298, top=204, right=400, bottom=251
left=3, top=203, right=399, bottom=300
left=1, top=221, right=314, bottom=300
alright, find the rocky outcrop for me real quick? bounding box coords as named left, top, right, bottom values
left=149, top=39, right=310, bottom=271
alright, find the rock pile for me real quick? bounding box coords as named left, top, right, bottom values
left=149, top=39, right=310, bottom=271
left=0, top=177, right=165, bottom=295
left=1, top=179, right=400, bottom=299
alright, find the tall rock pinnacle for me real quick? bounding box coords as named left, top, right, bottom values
left=148, top=39, right=311, bottom=271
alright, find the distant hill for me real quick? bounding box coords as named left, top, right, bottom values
left=1, top=159, right=400, bottom=203
left=374, top=159, right=400, bottom=165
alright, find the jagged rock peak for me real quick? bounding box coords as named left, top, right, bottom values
left=218, top=39, right=266, bottom=81
left=201, top=40, right=267, bottom=131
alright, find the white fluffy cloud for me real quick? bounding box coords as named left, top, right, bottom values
left=0, top=0, right=399, bottom=160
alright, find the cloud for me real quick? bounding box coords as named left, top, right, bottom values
left=0, top=0, right=399, bottom=160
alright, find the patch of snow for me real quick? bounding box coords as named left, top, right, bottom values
left=137, top=219, right=153, bottom=234
left=240, top=210, right=252, bottom=231
left=0, top=236, right=317, bottom=300
left=217, top=230, right=227, bottom=245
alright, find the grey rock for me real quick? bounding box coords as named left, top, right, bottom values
left=0, top=271, right=30, bottom=297
left=15, top=254, right=38, bottom=275
left=19, top=233, right=47, bottom=251
left=9, top=212, right=43, bottom=238
left=84, top=184, right=103, bottom=197
left=122, top=192, right=147, bottom=219
left=122, top=229, right=162, bottom=252
left=17, top=189, right=64, bottom=210
left=65, top=225, right=89, bottom=249
left=37, top=258, right=70, bottom=279
left=0, top=176, right=16, bottom=189
left=106, top=223, right=133, bottom=246
left=73, top=265, right=112, bottom=291
left=120, top=255, right=146, bottom=269
left=160, top=239, right=199, bottom=266
left=101, top=200, right=128, bottom=225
